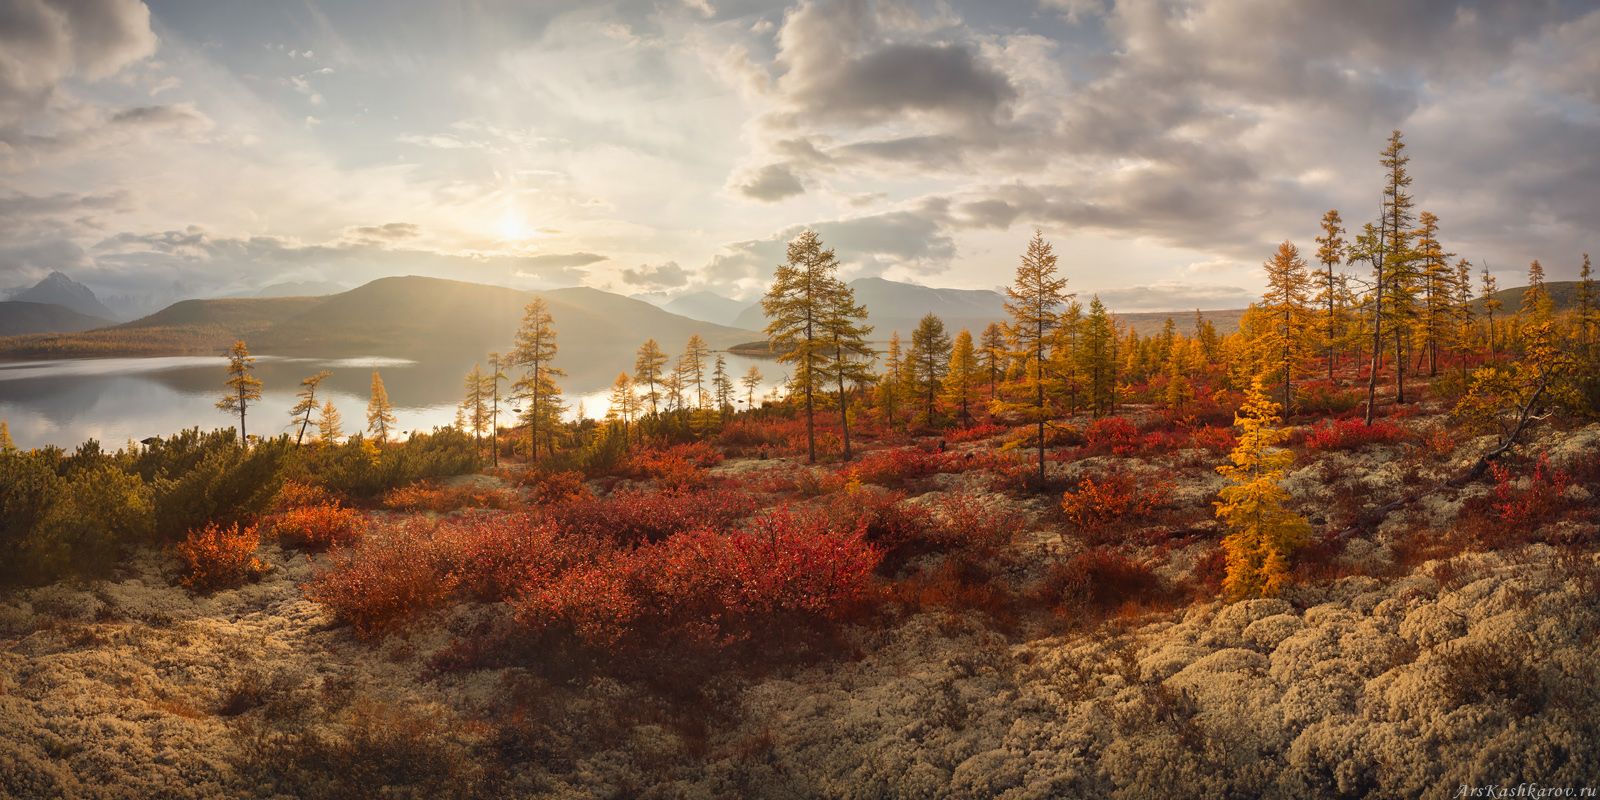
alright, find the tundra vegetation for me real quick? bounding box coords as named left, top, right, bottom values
left=3, top=131, right=1600, bottom=797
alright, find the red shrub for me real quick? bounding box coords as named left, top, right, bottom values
left=303, top=519, right=460, bottom=639
left=513, top=506, right=879, bottom=653
left=1188, top=425, right=1237, bottom=453
left=1295, top=380, right=1364, bottom=415
left=925, top=491, right=1025, bottom=552
left=382, top=481, right=517, bottom=513
left=824, top=487, right=931, bottom=556
left=1060, top=469, right=1171, bottom=543
left=178, top=522, right=268, bottom=592
left=1302, top=418, right=1406, bottom=451
left=272, top=503, right=368, bottom=550
left=1083, top=417, right=1140, bottom=455
left=547, top=486, right=756, bottom=544
left=849, top=447, right=948, bottom=487
left=438, top=512, right=605, bottom=602
left=1490, top=453, right=1571, bottom=528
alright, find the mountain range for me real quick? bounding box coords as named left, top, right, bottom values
left=3, top=272, right=119, bottom=321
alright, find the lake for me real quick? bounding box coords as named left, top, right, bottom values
left=0, top=352, right=788, bottom=450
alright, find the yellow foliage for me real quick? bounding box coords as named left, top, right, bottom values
left=1214, top=376, right=1311, bottom=601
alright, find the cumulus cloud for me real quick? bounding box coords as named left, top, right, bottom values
left=618, top=260, right=691, bottom=290
left=0, top=0, right=158, bottom=123
left=705, top=204, right=956, bottom=285
left=730, top=163, right=805, bottom=202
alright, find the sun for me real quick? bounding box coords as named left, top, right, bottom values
left=497, top=207, right=535, bottom=241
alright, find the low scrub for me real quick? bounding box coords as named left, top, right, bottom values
left=1060, top=469, right=1172, bottom=543
left=177, top=522, right=269, bottom=593
left=1301, top=418, right=1406, bottom=451
left=271, top=503, right=368, bottom=550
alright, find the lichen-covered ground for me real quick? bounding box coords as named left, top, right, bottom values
left=4, top=418, right=1598, bottom=799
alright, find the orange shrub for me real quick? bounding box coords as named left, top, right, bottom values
left=1060, top=469, right=1171, bottom=543
left=178, top=522, right=268, bottom=592
left=273, top=503, right=368, bottom=550
left=273, top=480, right=339, bottom=511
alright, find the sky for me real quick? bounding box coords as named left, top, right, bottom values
left=2, top=0, right=1598, bottom=315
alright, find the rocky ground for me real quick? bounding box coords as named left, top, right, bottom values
left=3, top=417, right=1598, bottom=799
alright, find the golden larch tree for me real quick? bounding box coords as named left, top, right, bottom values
left=216, top=340, right=263, bottom=445
left=1214, top=377, right=1311, bottom=601
left=366, top=371, right=396, bottom=441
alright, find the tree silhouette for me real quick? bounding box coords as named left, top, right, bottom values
left=289, top=370, right=332, bottom=446
left=216, top=340, right=262, bottom=445
left=1004, top=231, right=1071, bottom=485
left=367, top=371, right=396, bottom=441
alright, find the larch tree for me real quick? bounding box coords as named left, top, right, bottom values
left=761, top=230, right=841, bottom=463
left=943, top=329, right=982, bottom=425
left=367, top=371, right=397, bottom=441
left=1413, top=211, right=1456, bottom=376
left=1258, top=241, right=1315, bottom=415
left=1004, top=231, right=1071, bottom=486
left=460, top=364, right=491, bottom=453
left=0, top=420, right=14, bottom=452
left=1075, top=297, right=1118, bottom=417
left=712, top=354, right=736, bottom=420
left=511, top=298, right=564, bottom=459
left=1380, top=130, right=1420, bottom=407
left=216, top=340, right=262, bottom=445
left=1480, top=264, right=1502, bottom=357
left=818, top=277, right=873, bottom=460
left=606, top=372, right=638, bottom=442
left=318, top=400, right=342, bottom=443
left=680, top=335, right=711, bottom=410
left=486, top=352, right=508, bottom=467
left=1521, top=259, right=1553, bottom=323
left=1214, top=376, right=1311, bottom=601
left=289, top=370, right=332, bottom=447
left=908, top=313, right=952, bottom=427
left=635, top=339, right=668, bottom=416
left=1314, top=209, right=1347, bottom=382
left=1452, top=259, right=1476, bottom=379
left=979, top=322, right=1007, bottom=402
left=1577, top=253, right=1597, bottom=358
left=741, top=364, right=763, bottom=409
left=877, top=331, right=906, bottom=429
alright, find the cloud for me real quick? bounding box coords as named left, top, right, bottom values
left=0, top=0, right=158, bottom=124
left=705, top=205, right=957, bottom=285
left=730, top=163, right=805, bottom=202
left=1094, top=281, right=1257, bottom=312
left=618, top=260, right=690, bottom=290
left=346, top=222, right=420, bottom=242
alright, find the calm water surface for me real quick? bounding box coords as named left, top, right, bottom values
left=0, top=353, right=785, bottom=450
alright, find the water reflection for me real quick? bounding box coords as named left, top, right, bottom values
left=0, top=352, right=785, bottom=450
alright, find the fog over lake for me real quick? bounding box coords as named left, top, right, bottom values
left=0, top=352, right=786, bottom=450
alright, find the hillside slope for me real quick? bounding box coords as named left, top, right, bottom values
left=0, top=302, right=115, bottom=336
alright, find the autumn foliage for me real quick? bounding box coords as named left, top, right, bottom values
left=1060, top=469, right=1172, bottom=542
left=177, top=522, right=269, bottom=592
left=1301, top=417, right=1406, bottom=450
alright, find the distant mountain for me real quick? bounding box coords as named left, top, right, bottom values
left=0, top=276, right=755, bottom=388
left=1471, top=280, right=1584, bottom=315
left=663, top=290, right=749, bottom=327
left=254, top=280, right=348, bottom=298
left=8, top=272, right=117, bottom=320
left=0, top=301, right=115, bottom=336
left=729, top=276, right=1244, bottom=338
